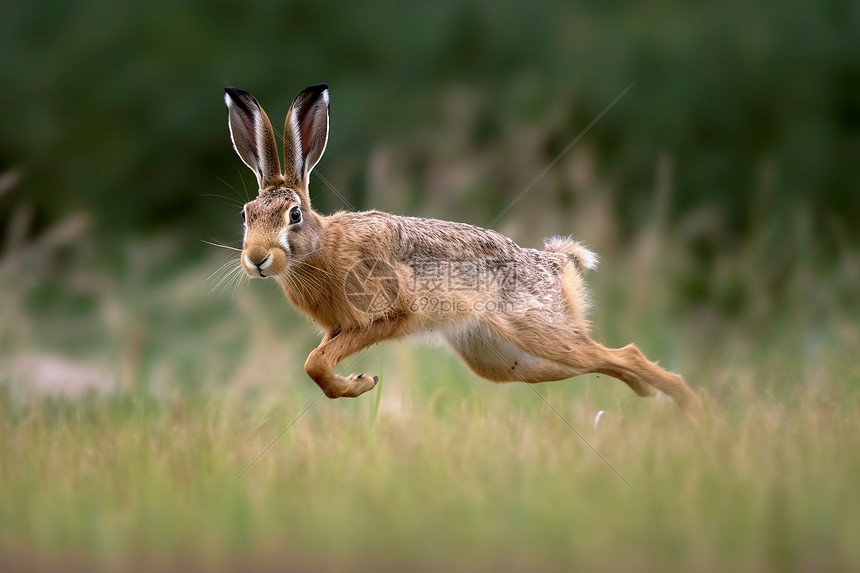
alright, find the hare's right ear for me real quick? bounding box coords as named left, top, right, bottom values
left=224, top=87, right=282, bottom=189
left=283, top=84, right=330, bottom=192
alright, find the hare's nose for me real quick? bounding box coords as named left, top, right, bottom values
left=256, top=253, right=273, bottom=269
left=244, top=252, right=273, bottom=272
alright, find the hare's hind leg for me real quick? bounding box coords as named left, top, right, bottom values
left=304, top=321, right=395, bottom=398
left=587, top=342, right=699, bottom=407
left=445, top=321, right=655, bottom=397
left=565, top=339, right=700, bottom=412
left=491, top=318, right=700, bottom=412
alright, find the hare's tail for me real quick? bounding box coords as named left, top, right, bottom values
left=544, top=236, right=598, bottom=271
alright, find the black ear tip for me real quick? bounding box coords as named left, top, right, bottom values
left=224, top=87, right=258, bottom=113
left=304, top=83, right=329, bottom=98
left=224, top=86, right=257, bottom=102
left=224, top=87, right=245, bottom=99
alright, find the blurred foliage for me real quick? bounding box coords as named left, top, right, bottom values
left=2, top=0, right=858, bottom=233
left=1, top=0, right=858, bottom=321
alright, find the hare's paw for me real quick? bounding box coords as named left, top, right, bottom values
left=340, top=373, right=379, bottom=398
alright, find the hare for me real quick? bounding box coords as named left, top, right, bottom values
left=223, top=84, right=701, bottom=412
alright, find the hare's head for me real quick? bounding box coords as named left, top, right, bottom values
left=224, top=84, right=330, bottom=278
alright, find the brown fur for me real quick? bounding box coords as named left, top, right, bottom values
left=223, top=85, right=701, bottom=412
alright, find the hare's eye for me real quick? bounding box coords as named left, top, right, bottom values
left=241, top=210, right=246, bottom=223
left=289, top=206, right=302, bottom=224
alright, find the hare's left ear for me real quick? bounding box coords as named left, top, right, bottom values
left=224, top=88, right=282, bottom=190
left=283, top=84, right=330, bottom=192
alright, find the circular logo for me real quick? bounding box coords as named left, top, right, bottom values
left=343, top=258, right=400, bottom=315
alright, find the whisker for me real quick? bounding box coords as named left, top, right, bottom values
left=295, top=261, right=329, bottom=276
left=217, top=174, right=250, bottom=204
left=293, top=277, right=321, bottom=297
left=206, top=259, right=240, bottom=283
left=286, top=272, right=307, bottom=298
left=301, top=272, right=328, bottom=292
left=290, top=267, right=328, bottom=297
left=200, top=193, right=244, bottom=209
left=232, top=271, right=249, bottom=299
left=279, top=273, right=299, bottom=301
left=224, top=268, right=241, bottom=299
left=297, top=246, right=324, bottom=259
left=285, top=272, right=311, bottom=303
left=210, top=264, right=243, bottom=295
left=235, top=166, right=251, bottom=202
left=291, top=248, right=330, bottom=276
left=202, top=239, right=242, bottom=252
left=225, top=267, right=246, bottom=297
left=227, top=273, right=240, bottom=299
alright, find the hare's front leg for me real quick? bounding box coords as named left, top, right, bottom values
left=304, top=323, right=394, bottom=399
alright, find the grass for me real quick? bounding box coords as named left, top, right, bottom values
left=2, top=186, right=859, bottom=571
left=2, top=341, right=860, bottom=572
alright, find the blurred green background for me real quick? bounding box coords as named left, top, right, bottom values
left=2, top=1, right=860, bottom=571
left=2, top=0, right=858, bottom=314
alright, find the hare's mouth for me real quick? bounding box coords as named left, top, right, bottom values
left=243, top=252, right=274, bottom=278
